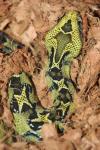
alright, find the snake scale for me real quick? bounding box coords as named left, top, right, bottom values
left=0, top=11, right=82, bottom=142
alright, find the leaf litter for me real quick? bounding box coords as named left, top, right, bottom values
left=0, top=0, right=100, bottom=149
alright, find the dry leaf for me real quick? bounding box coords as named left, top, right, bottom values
left=21, top=24, right=37, bottom=44
left=0, top=0, right=100, bottom=149
left=78, top=46, right=100, bottom=95
left=42, top=124, right=58, bottom=140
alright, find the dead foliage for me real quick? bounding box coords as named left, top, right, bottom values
left=0, top=0, right=100, bottom=149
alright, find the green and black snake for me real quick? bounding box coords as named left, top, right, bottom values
left=0, top=11, right=82, bottom=142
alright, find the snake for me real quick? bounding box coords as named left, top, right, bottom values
left=8, top=72, right=55, bottom=142
left=45, top=10, right=82, bottom=130
left=0, top=31, right=24, bottom=54
left=0, top=10, right=82, bottom=142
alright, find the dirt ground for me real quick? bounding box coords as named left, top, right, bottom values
left=0, top=0, right=100, bottom=150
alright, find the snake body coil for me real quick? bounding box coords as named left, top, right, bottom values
left=8, top=72, right=53, bottom=142
left=0, top=10, right=82, bottom=142
left=45, top=11, right=82, bottom=123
